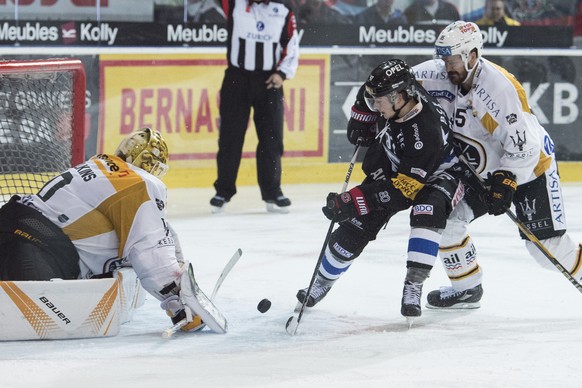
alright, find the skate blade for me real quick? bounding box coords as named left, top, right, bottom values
left=405, top=317, right=416, bottom=328
left=425, top=301, right=481, bottom=310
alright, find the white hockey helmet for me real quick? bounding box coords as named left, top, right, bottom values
left=435, top=21, right=483, bottom=72
left=115, top=128, right=169, bottom=178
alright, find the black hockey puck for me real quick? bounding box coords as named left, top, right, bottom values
left=257, top=298, right=271, bottom=313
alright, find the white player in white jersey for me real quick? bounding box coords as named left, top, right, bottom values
left=413, top=21, right=582, bottom=308
left=0, top=128, right=213, bottom=332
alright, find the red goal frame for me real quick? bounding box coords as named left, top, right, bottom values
left=0, top=58, right=86, bottom=166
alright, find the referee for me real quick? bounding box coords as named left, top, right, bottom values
left=211, top=0, right=300, bottom=214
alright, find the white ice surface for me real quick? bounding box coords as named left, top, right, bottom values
left=2, top=183, right=582, bottom=388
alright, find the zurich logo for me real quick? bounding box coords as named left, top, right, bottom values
left=543, top=135, right=554, bottom=155
left=257, top=21, right=265, bottom=31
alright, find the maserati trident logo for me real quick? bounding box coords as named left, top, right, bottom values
left=510, top=129, right=526, bottom=151
left=519, top=196, right=536, bottom=221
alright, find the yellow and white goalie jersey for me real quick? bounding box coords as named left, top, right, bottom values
left=413, top=58, right=555, bottom=185
left=18, top=154, right=181, bottom=301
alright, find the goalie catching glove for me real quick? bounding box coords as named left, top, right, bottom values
left=485, top=170, right=517, bottom=216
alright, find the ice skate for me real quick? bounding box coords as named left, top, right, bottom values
left=426, top=284, right=483, bottom=309
left=296, top=277, right=332, bottom=310
left=401, top=280, right=423, bottom=327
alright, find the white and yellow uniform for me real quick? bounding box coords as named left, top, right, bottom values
left=413, top=58, right=582, bottom=290
left=415, top=58, right=554, bottom=183
left=18, top=154, right=181, bottom=301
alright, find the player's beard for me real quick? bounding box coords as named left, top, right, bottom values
left=447, top=71, right=464, bottom=85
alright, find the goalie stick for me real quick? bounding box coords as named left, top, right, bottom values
left=162, top=248, right=243, bottom=337
left=459, top=155, right=582, bottom=294
left=286, top=144, right=362, bottom=335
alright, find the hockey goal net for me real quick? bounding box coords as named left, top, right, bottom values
left=0, top=58, right=86, bottom=204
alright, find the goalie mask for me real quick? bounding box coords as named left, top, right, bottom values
left=364, top=59, right=416, bottom=116
left=115, top=128, right=169, bottom=178
left=434, top=21, right=483, bottom=74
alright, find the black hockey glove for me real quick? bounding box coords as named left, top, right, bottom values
left=323, top=180, right=393, bottom=222
left=346, top=85, right=379, bottom=146
left=485, top=170, right=517, bottom=216
left=347, top=105, right=378, bottom=146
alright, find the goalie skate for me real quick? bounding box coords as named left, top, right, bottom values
left=183, top=263, right=228, bottom=333
left=425, top=284, right=483, bottom=309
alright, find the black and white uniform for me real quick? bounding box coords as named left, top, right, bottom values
left=318, top=83, right=463, bottom=283
left=215, top=0, right=299, bottom=201
left=414, top=58, right=582, bottom=291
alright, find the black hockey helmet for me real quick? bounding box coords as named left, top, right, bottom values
left=364, top=59, right=416, bottom=99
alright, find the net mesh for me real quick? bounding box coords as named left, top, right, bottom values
left=0, top=69, right=75, bottom=204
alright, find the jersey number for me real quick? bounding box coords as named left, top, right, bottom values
left=38, top=172, right=74, bottom=202
left=454, top=108, right=468, bottom=127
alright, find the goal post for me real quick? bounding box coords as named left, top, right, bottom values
left=0, top=58, right=86, bottom=204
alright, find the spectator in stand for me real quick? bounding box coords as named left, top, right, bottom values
left=187, top=0, right=226, bottom=23
left=330, top=0, right=367, bottom=17
left=404, top=0, right=460, bottom=25
left=354, top=0, right=407, bottom=25
left=298, top=0, right=353, bottom=24
left=508, top=0, right=575, bottom=26
left=476, top=0, right=520, bottom=26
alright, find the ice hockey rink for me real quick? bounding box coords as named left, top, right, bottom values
left=2, top=182, right=582, bottom=388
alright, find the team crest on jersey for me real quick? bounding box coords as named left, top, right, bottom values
left=506, top=113, right=517, bottom=124
left=156, top=198, right=165, bottom=211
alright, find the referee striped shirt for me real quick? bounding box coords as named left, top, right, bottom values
left=221, top=0, right=300, bottom=79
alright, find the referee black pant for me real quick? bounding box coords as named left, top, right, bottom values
left=214, top=67, right=285, bottom=201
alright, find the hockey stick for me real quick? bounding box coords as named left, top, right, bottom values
left=459, top=155, right=582, bottom=294
left=211, top=248, right=243, bottom=300
left=286, top=144, right=362, bottom=335
left=162, top=248, right=243, bottom=337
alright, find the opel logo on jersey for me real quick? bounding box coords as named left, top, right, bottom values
left=256, top=21, right=265, bottom=31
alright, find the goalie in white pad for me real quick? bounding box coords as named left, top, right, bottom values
left=0, top=128, right=226, bottom=339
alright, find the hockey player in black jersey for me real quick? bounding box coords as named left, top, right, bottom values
left=297, top=59, right=464, bottom=322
